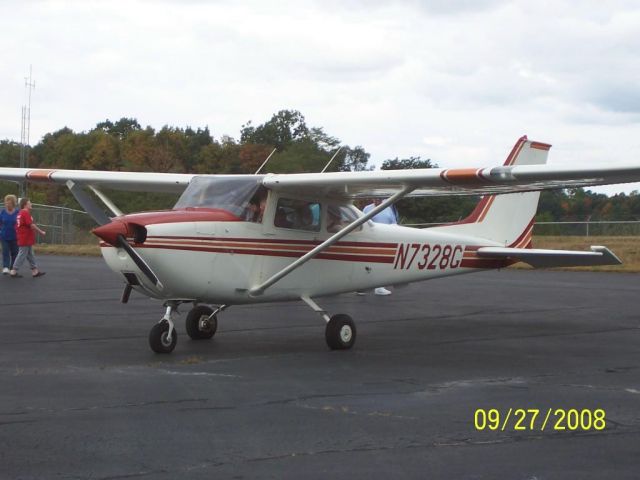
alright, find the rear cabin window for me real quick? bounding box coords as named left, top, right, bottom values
left=274, top=198, right=321, bottom=232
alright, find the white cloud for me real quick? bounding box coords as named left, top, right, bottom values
left=1, top=0, right=639, bottom=193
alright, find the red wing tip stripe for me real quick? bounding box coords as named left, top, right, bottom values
left=441, top=168, right=485, bottom=185
left=26, top=169, right=57, bottom=181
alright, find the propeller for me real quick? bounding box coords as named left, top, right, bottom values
left=115, top=234, right=163, bottom=291
left=92, top=221, right=164, bottom=291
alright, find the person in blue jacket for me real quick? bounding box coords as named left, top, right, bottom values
left=1, top=194, right=19, bottom=274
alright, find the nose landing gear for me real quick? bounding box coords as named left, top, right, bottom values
left=149, top=302, right=179, bottom=354
left=149, top=302, right=229, bottom=353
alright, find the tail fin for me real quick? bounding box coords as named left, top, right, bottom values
left=436, top=136, right=551, bottom=247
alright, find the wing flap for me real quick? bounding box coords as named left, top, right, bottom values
left=476, top=246, right=622, bottom=268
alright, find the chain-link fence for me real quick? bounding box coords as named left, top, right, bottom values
left=534, top=221, right=640, bottom=236
left=27, top=203, right=640, bottom=244
left=31, top=204, right=95, bottom=244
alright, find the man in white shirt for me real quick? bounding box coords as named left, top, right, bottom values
left=362, top=199, right=398, bottom=225
left=360, top=199, right=398, bottom=296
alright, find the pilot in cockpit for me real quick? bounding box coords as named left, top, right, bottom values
left=244, top=187, right=268, bottom=223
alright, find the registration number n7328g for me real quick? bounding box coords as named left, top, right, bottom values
left=393, top=243, right=464, bottom=271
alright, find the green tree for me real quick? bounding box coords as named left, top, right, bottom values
left=95, top=118, right=141, bottom=138
left=82, top=130, right=121, bottom=171
left=240, top=110, right=309, bottom=150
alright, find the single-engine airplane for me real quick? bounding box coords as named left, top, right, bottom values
left=1, top=136, right=639, bottom=353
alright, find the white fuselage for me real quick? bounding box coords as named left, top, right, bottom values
left=100, top=218, right=506, bottom=305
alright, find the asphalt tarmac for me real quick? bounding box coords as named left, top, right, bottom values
left=1, top=255, right=639, bottom=479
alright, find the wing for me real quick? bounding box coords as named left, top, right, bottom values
left=262, top=163, right=640, bottom=199
left=2, top=137, right=640, bottom=198
left=0, top=168, right=195, bottom=193
left=263, top=137, right=640, bottom=198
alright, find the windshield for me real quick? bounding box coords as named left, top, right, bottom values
left=174, top=176, right=265, bottom=217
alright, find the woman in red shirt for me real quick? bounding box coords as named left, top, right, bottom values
left=10, top=198, right=46, bottom=278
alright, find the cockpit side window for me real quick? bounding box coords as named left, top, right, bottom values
left=327, top=205, right=361, bottom=233
left=274, top=198, right=321, bottom=232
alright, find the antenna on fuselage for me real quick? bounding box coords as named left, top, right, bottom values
left=320, top=146, right=342, bottom=173
left=254, top=148, right=277, bottom=174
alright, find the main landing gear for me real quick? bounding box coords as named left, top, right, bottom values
left=325, top=314, right=356, bottom=350
left=147, top=298, right=354, bottom=353
left=148, top=302, right=228, bottom=354
left=301, top=296, right=357, bottom=350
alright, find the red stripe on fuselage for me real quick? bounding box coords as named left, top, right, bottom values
left=147, top=235, right=397, bottom=248
left=132, top=243, right=395, bottom=263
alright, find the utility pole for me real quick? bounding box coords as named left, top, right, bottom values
left=19, top=65, right=35, bottom=197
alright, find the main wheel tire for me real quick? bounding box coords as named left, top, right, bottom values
left=185, top=305, right=217, bottom=340
left=325, top=314, right=356, bottom=350
left=149, top=321, right=177, bottom=354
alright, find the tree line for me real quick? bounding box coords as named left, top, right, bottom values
left=1, top=109, right=640, bottom=224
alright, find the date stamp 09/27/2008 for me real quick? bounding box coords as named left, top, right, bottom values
left=474, top=408, right=606, bottom=432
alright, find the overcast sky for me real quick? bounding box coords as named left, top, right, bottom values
left=1, top=0, right=639, bottom=193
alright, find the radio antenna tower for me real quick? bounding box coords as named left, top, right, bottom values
left=19, top=65, right=35, bottom=197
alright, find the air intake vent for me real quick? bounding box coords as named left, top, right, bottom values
left=123, top=272, right=140, bottom=286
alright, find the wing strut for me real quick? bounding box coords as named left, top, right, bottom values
left=88, top=185, right=124, bottom=217
left=249, top=186, right=415, bottom=296
left=66, top=180, right=111, bottom=226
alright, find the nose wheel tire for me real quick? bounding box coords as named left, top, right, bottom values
left=149, top=320, right=177, bottom=354
left=185, top=305, right=218, bottom=340
left=325, top=314, right=356, bottom=350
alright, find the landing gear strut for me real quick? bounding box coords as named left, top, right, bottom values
left=301, top=296, right=357, bottom=350
left=185, top=304, right=227, bottom=340
left=148, top=302, right=229, bottom=353
left=149, top=302, right=178, bottom=354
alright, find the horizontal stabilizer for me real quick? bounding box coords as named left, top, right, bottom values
left=476, top=246, right=622, bottom=268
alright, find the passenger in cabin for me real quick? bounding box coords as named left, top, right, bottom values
left=274, top=207, right=292, bottom=228
left=297, top=206, right=316, bottom=231
left=327, top=207, right=344, bottom=233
